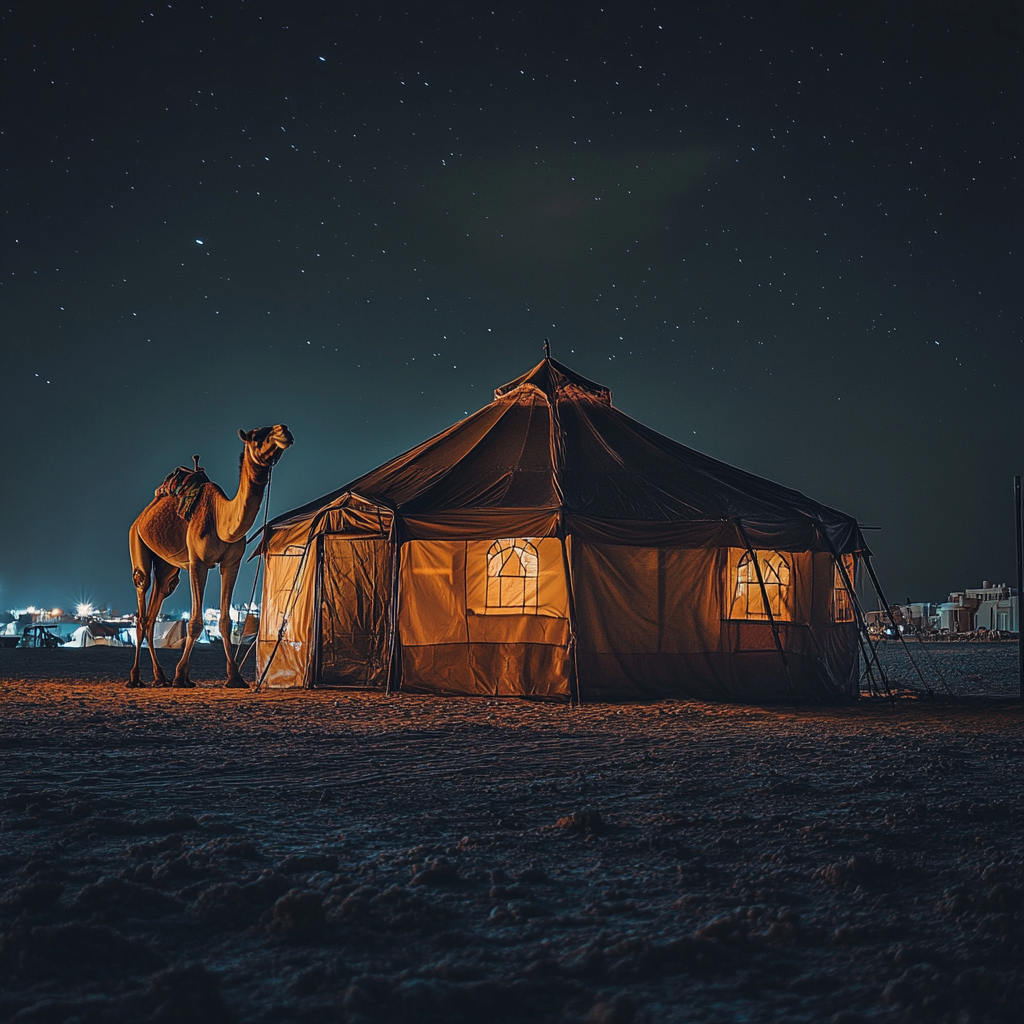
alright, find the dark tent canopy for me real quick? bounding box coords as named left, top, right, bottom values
left=258, top=357, right=868, bottom=702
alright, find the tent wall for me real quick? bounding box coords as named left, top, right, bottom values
left=572, top=541, right=858, bottom=702
left=258, top=526, right=858, bottom=700
left=398, top=538, right=570, bottom=697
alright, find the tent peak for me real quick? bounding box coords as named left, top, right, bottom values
left=493, top=357, right=612, bottom=405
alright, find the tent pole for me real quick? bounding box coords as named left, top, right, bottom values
left=310, top=535, right=324, bottom=689
left=847, top=575, right=894, bottom=702
left=863, top=555, right=934, bottom=700
left=797, top=599, right=855, bottom=701
left=255, top=616, right=288, bottom=694
left=819, top=532, right=893, bottom=703
left=231, top=534, right=270, bottom=679
left=559, top=526, right=581, bottom=707
left=546, top=371, right=578, bottom=707
left=735, top=521, right=798, bottom=705
left=1015, top=475, right=1023, bottom=702
left=846, top=568, right=892, bottom=702
left=255, top=523, right=317, bottom=693
left=384, top=519, right=402, bottom=697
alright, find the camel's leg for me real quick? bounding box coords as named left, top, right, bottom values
left=219, top=545, right=248, bottom=688
left=145, top=561, right=180, bottom=686
left=172, top=562, right=208, bottom=688
left=128, top=527, right=151, bottom=688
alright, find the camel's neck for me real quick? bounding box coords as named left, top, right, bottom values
left=217, top=451, right=271, bottom=544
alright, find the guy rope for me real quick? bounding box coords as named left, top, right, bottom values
left=233, top=465, right=274, bottom=681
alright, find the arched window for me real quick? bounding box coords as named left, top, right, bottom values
left=485, top=538, right=539, bottom=612
left=732, top=550, right=791, bottom=620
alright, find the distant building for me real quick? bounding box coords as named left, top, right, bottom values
left=901, top=602, right=938, bottom=630
left=864, top=582, right=1018, bottom=635
left=967, top=581, right=1018, bottom=632
left=864, top=602, right=938, bottom=632
left=939, top=581, right=1018, bottom=632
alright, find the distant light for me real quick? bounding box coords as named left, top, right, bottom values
left=318, top=56, right=326, bottom=62
left=195, top=239, right=204, bottom=245
left=76, top=602, right=94, bottom=617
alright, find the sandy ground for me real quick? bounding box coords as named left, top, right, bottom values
left=1, top=649, right=1023, bottom=1024
left=869, top=643, right=1020, bottom=699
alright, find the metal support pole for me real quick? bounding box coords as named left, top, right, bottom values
left=559, top=530, right=581, bottom=706
left=735, top=521, right=798, bottom=704
left=384, top=519, right=402, bottom=696
left=863, top=556, right=934, bottom=700
left=546, top=372, right=577, bottom=707
left=1015, top=475, right=1023, bottom=701
left=254, top=523, right=317, bottom=693
left=821, top=533, right=894, bottom=702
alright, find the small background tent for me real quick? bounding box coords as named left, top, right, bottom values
left=62, top=622, right=127, bottom=648
left=258, top=358, right=869, bottom=702
left=62, top=625, right=101, bottom=648
left=118, top=620, right=211, bottom=649
left=152, top=620, right=186, bottom=649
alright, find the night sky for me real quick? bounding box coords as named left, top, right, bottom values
left=2, top=1, right=1022, bottom=614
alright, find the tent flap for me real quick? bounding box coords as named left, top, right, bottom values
left=319, top=536, right=391, bottom=687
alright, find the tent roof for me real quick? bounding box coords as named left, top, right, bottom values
left=493, top=357, right=612, bottom=404
left=269, top=357, right=865, bottom=552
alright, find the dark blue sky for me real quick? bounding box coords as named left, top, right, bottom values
left=2, top=1, right=1022, bottom=612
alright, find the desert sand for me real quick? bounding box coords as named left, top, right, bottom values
left=1, top=647, right=1022, bottom=1023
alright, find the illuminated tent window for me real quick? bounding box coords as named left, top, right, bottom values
left=728, top=549, right=792, bottom=620
left=485, top=538, right=539, bottom=613
left=832, top=554, right=855, bottom=623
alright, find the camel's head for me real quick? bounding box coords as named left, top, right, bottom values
left=238, top=424, right=294, bottom=469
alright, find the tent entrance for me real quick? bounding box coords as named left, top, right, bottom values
left=317, top=535, right=392, bottom=688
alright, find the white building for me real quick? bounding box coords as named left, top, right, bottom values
left=939, top=582, right=1018, bottom=632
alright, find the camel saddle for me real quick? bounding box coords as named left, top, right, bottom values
left=155, top=466, right=211, bottom=522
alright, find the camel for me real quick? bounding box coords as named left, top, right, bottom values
left=127, top=424, right=294, bottom=688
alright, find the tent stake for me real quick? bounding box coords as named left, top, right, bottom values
left=735, top=521, right=798, bottom=705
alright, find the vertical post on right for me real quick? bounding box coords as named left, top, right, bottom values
left=1015, top=475, right=1023, bottom=701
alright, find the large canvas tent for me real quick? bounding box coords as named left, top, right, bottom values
left=257, top=357, right=868, bottom=702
